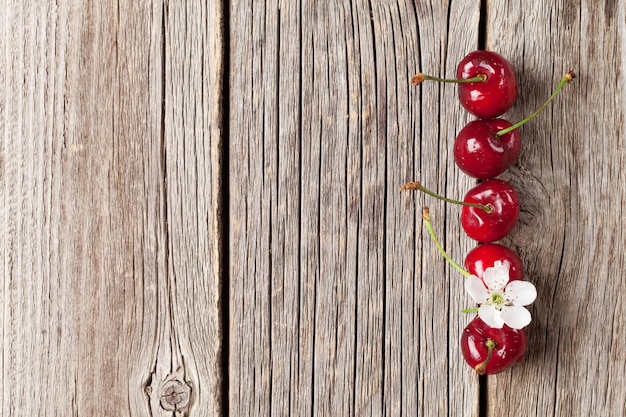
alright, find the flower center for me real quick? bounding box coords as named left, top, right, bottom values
left=487, top=291, right=508, bottom=309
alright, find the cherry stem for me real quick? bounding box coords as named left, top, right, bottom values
left=421, top=207, right=470, bottom=278
left=412, top=73, right=487, bottom=85
left=474, top=338, right=497, bottom=375
left=462, top=307, right=479, bottom=313
left=401, top=181, right=493, bottom=214
left=496, top=71, right=576, bottom=137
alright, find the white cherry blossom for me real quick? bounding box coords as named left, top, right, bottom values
left=465, top=260, right=537, bottom=329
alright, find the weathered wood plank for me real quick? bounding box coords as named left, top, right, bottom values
left=229, top=1, right=483, bottom=415
left=0, top=1, right=224, bottom=415
left=145, top=1, right=225, bottom=416
left=485, top=1, right=626, bottom=415
left=1, top=2, right=161, bottom=414
left=6, top=0, right=625, bottom=415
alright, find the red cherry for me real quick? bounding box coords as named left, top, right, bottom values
left=461, top=316, right=527, bottom=375
left=400, top=179, right=519, bottom=242
left=454, top=119, right=521, bottom=180
left=454, top=71, right=577, bottom=179
left=464, top=243, right=524, bottom=281
left=461, top=179, right=520, bottom=243
left=456, top=51, right=518, bottom=119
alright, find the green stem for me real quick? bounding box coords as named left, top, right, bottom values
left=422, top=207, right=470, bottom=278
left=462, top=307, right=479, bottom=314
left=475, top=339, right=497, bottom=375
left=401, top=181, right=492, bottom=213
left=496, top=71, right=576, bottom=137
left=412, top=73, right=487, bottom=85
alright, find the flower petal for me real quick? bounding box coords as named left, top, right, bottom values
left=482, top=260, right=510, bottom=291
left=504, top=280, right=537, bottom=306
left=500, top=305, right=532, bottom=329
left=465, top=275, right=489, bottom=303
left=478, top=305, right=505, bottom=328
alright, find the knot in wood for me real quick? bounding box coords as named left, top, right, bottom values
left=159, top=380, right=191, bottom=411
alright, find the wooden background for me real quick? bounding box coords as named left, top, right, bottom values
left=2, top=1, right=625, bottom=416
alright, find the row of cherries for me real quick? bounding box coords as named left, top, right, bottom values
left=403, top=51, right=574, bottom=374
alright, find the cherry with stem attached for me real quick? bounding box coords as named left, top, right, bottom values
left=401, top=178, right=520, bottom=242
left=421, top=209, right=525, bottom=284
left=461, top=316, right=528, bottom=375
left=460, top=179, right=520, bottom=242
left=422, top=208, right=529, bottom=374
left=454, top=71, right=576, bottom=180
left=413, top=50, right=518, bottom=119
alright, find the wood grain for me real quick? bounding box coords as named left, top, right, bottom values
left=0, top=1, right=224, bottom=415
left=3, top=1, right=626, bottom=416
left=485, top=1, right=626, bottom=415
left=149, top=1, right=225, bottom=415
left=229, top=1, right=483, bottom=415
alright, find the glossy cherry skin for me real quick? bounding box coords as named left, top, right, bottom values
left=461, top=316, right=528, bottom=375
left=465, top=243, right=524, bottom=282
left=457, top=51, right=518, bottom=119
left=461, top=179, right=520, bottom=243
left=454, top=119, right=521, bottom=180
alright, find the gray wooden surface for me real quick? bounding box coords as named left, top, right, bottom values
left=1, top=1, right=625, bottom=416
